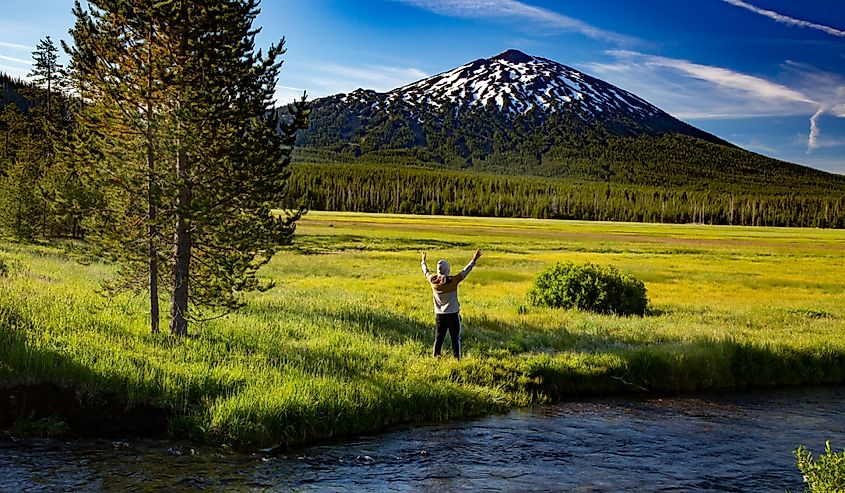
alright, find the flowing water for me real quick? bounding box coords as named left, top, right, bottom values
left=1, top=386, right=843, bottom=492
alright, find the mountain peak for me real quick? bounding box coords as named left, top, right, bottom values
left=384, top=49, right=661, bottom=119
left=300, top=50, right=733, bottom=165
left=491, top=49, right=533, bottom=64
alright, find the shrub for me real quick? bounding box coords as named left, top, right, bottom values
left=795, top=442, right=845, bottom=492
left=527, top=261, right=648, bottom=316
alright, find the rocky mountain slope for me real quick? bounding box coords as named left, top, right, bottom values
left=291, top=50, right=845, bottom=192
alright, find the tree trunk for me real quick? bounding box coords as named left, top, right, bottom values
left=169, top=147, right=190, bottom=336
left=146, top=42, right=159, bottom=335
left=148, top=130, right=159, bottom=334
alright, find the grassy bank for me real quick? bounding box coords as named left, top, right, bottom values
left=2, top=212, right=845, bottom=448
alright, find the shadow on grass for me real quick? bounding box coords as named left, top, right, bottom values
left=242, top=300, right=845, bottom=397
left=4, top=292, right=845, bottom=448
left=244, top=301, right=691, bottom=356
left=0, top=322, right=169, bottom=437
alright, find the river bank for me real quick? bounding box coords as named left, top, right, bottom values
left=3, top=386, right=844, bottom=492
left=2, top=213, right=845, bottom=448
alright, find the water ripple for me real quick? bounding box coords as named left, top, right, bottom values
left=1, top=386, right=844, bottom=492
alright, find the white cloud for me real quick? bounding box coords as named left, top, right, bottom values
left=797, top=127, right=845, bottom=149
left=274, top=85, right=308, bottom=106
left=300, top=63, right=429, bottom=95
left=808, top=106, right=826, bottom=150
left=617, top=50, right=812, bottom=104
left=0, top=54, right=31, bottom=65
left=587, top=51, right=816, bottom=119
left=397, top=0, right=637, bottom=45
left=0, top=41, right=34, bottom=51
left=314, top=63, right=427, bottom=88
left=722, top=0, right=845, bottom=37
left=586, top=51, right=845, bottom=152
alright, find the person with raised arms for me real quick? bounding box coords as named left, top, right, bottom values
left=421, top=249, right=483, bottom=360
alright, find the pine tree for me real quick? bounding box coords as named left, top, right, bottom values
left=28, top=36, right=91, bottom=240
left=27, top=37, right=64, bottom=117
left=67, top=0, right=308, bottom=336
left=0, top=37, right=71, bottom=240
left=153, top=0, right=308, bottom=335
left=66, top=0, right=172, bottom=332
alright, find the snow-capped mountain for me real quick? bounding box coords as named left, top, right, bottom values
left=348, top=49, right=661, bottom=120
left=295, top=49, right=729, bottom=174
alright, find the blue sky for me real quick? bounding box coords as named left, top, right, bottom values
left=1, top=0, right=844, bottom=174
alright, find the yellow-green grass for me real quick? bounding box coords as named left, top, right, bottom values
left=1, top=211, right=844, bottom=448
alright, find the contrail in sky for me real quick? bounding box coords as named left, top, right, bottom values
left=722, top=0, right=845, bottom=37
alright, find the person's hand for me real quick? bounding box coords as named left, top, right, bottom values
left=472, top=249, right=483, bottom=262
left=421, top=251, right=427, bottom=263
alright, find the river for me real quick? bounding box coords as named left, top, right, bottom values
left=2, top=386, right=843, bottom=492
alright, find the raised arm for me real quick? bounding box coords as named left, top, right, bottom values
left=421, top=251, right=431, bottom=277
left=459, top=249, right=483, bottom=278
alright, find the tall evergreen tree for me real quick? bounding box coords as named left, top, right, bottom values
left=3, top=36, right=81, bottom=241
left=155, top=0, right=308, bottom=335
left=67, top=0, right=308, bottom=336
left=66, top=0, right=181, bottom=333
left=0, top=37, right=72, bottom=240
left=28, top=37, right=92, bottom=240
left=27, top=37, right=64, bottom=117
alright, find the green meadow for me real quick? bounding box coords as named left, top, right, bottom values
left=2, top=211, right=845, bottom=448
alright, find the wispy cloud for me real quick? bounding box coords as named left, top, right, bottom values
left=590, top=50, right=814, bottom=118
left=312, top=63, right=427, bottom=88
left=797, top=128, right=845, bottom=149
left=781, top=64, right=845, bottom=150
left=808, top=106, right=826, bottom=150
left=586, top=51, right=845, bottom=152
left=274, top=63, right=428, bottom=104
left=0, top=41, right=34, bottom=51
left=722, top=0, right=845, bottom=37
left=397, top=0, right=637, bottom=45
left=274, top=85, right=308, bottom=106
left=0, top=54, right=31, bottom=65
left=292, top=63, right=429, bottom=100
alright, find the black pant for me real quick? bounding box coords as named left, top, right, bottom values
left=434, top=313, right=461, bottom=359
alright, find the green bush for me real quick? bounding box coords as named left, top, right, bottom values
left=527, top=261, right=648, bottom=316
left=796, top=442, right=845, bottom=492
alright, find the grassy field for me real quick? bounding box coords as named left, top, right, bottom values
left=2, top=211, right=845, bottom=448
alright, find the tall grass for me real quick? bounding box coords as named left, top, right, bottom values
left=1, top=212, right=845, bottom=448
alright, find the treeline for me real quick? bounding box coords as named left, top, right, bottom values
left=284, top=163, right=845, bottom=228
left=295, top=130, right=845, bottom=195
left=1, top=60, right=91, bottom=241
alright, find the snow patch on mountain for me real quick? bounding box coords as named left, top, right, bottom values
left=340, top=49, right=662, bottom=120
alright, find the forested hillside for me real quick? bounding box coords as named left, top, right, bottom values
left=294, top=131, right=844, bottom=193
left=284, top=162, right=845, bottom=228
left=0, top=73, right=34, bottom=111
